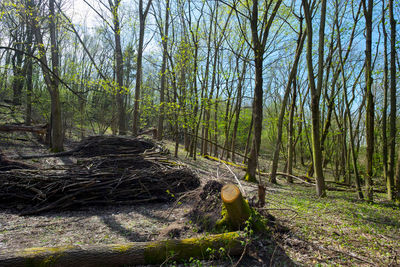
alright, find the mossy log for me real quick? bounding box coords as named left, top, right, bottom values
left=220, top=184, right=251, bottom=229
left=0, top=232, right=245, bottom=267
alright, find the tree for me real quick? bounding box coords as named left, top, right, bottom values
left=382, top=0, right=390, bottom=199
left=361, top=0, right=374, bottom=202
left=270, top=10, right=305, bottom=184
left=132, top=0, right=152, bottom=136
left=388, top=0, right=397, bottom=201
left=109, top=0, right=127, bottom=135
left=31, top=0, right=64, bottom=151
left=232, top=0, right=283, bottom=182
left=156, top=0, right=170, bottom=141
left=302, top=0, right=327, bottom=197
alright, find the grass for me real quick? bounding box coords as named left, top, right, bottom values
left=265, top=181, right=400, bottom=266
left=161, top=139, right=399, bottom=265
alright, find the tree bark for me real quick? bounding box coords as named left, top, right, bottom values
left=25, top=9, right=34, bottom=126
left=31, top=0, right=64, bottom=152
left=388, top=0, right=397, bottom=200
left=361, top=0, right=374, bottom=202
left=132, top=0, right=152, bottom=136
left=287, top=79, right=297, bottom=179
left=270, top=25, right=305, bottom=184
left=245, top=0, right=282, bottom=182
left=0, top=233, right=245, bottom=267
left=382, top=0, right=390, bottom=200
left=231, top=54, right=247, bottom=163
left=302, top=0, right=327, bottom=197
left=109, top=0, right=126, bottom=135
left=220, top=184, right=251, bottom=229
left=157, top=0, right=169, bottom=141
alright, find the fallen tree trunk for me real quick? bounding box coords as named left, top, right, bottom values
left=0, top=232, right=245, bottom=267
left=0, top=124, right=48, bottom=134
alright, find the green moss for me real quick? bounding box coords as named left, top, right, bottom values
left=109, top=243, right=135, bottom=252
left=247, top=207, right=268, bottom=233
left=215, top=205, right=229, bottom=230
left=50, top=147, right=63, bottom=153
left=20, top=246, right=73, bottom=267
left=203, top=155, right=247, bottom=169
left=244, top=172, right=257, bottom=183
left=216, top=201, right=268, bottom=233
left=143, top=232, right=242, bottom=265
left=19, top=246, right=73, bottom=257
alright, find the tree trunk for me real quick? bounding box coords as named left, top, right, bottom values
left=270, top=26, right=305, bottom=184
left=245, top=0, right=282, bottom=183
left=12, top=45, right=24, bottom=106
left=246, top=54, right=263, bottom=183
left=25, top=15, right=33, bottom=126
left=243, top=112, right=253, bottom=164
left=220, top=184, right=251, bottom=229
left=157, top=0, right=169, bottom=141
left=231, top=57, right=246, bottom=163
left=382, top=0, right=390, bottom=200
left=31, top=0, right=63, bottom=151
left=287, top=79, right=297, bottom=179
left=302, top=0, right=327, bottom=197
left=109, top=0, right=126, bottom=135
left=388, top=0, right=397, bottom=200
left=362, top=0, right=374, bottom=202
left=0, top=233, right=244, bottom=267
left=132, top=0, right=152, bottom=136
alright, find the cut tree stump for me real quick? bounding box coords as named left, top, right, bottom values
left=220, top=184, right=251, bottom=229
left=0, top=232, right=245, bottom=267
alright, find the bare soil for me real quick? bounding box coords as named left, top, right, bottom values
left=3, top=132, right=398, bottom=266
left=1, top=132, right=296, bottom=266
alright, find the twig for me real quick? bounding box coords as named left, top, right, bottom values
left=222, top=161, right=247, bottom=198
left=165, top=190, right=198, bottom=220
left=275, top=172, right=316, bottom=186
left=269, top=245, right=278, bottom=267
left=233, top=240, right=248, bottom=267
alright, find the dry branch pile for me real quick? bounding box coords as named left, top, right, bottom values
left=72, top=135, right=156, bottom=157
left=0, top=136, right=200, bottom=215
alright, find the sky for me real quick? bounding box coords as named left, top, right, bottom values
left=65, top=0, right=98, bottom=28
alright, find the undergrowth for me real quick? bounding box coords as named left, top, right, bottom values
left=266, top=182, right=400, bottom=266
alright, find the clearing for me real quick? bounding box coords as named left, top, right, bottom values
left=0, top=131, right=399, bottom=266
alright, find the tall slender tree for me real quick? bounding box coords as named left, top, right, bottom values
left=132, top=0, right=152, bottom=136
left=109, top=0, right=127, bottom=135
left=361, top=0, right=374, bottom=202
left=240, top=0, right=283, bottom=182
left=302, top=0, right=327, bottom=197
left=388, top=0, right=397, bottom=201
left=31, top=0, right=64, bottom=151
left=156, top=0, right=170, bottom=141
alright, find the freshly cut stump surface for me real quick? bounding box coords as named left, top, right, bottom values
left=221, top=184, right=241, bottom=203
left=221, top=184, right=250, bottom=229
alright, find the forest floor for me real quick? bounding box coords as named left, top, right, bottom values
left=0, top=130, right=399, bottom=266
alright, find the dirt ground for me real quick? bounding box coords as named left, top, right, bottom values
left=6, top=132, right=397, bottom=266
left=0, top=132, right=299, bottom=266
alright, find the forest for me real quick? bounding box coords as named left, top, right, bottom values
left=0, top=0, right=399, bottom=266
